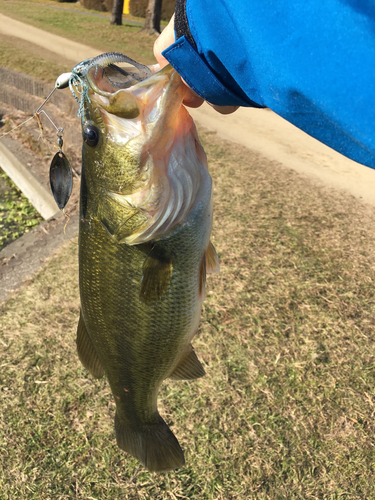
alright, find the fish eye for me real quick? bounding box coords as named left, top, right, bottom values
left=83, top=125, right=99, bottom=147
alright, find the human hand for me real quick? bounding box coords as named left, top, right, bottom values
left=153, top=15, right=238, bottom=115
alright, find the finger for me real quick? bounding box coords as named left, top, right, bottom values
left=153, top=15, right=175, bottom=68
left=209, top=104, right=240, bottom=115
left=182, top=87, right=204, bottom=108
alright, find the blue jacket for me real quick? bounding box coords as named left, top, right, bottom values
left=163, top=0, right=375, bottom=169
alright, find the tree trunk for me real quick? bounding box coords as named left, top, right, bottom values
left=142, top=0, right=162, bottom=34
left=110, top=0, right=124, bottom=25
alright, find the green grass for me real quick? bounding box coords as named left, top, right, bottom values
left=2, top=132, right=375, bottom=498
left=0, top=0, right=157, bottom=65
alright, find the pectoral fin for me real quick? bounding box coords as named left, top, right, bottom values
left=169, top=345, right=206, bottom=380
left=206, top=241, right=220, bottom=274
left=140, top=246, right=173, bottom=304
left=76, top=312, right=105, bottom=379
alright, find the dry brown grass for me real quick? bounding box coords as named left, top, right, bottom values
left=2, top=131, right=375, bottom=498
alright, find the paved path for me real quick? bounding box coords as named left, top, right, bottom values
left=190, top=105, right=375, bottom=206
left=1, top=13, right=375, bottom=206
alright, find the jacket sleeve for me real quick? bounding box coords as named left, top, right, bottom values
left=162, top=0, right=375, bottom=169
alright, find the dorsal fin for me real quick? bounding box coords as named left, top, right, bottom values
left=206, top=241, right=220, bottom=274
left=169, top=345, right=206, bottom=380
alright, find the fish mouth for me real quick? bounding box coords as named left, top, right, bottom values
left=71, top=52, right=155, bottom=97
left=68, top=52, right=170, bottom=130
left=77, top=55, right=177, bottom=148
left=83, top=54, right=170, bottom=117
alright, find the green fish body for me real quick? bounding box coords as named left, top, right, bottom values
left=74, top=55, right=218, bottom=472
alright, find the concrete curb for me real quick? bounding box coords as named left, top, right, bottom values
left=0, top=66, right=80, bottom=304
left=0, top=141, right=58, bottom=220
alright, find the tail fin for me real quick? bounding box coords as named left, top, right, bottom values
left=115, top=412, right=185, bottom=473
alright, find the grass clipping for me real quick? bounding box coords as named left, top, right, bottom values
left=2, top=131, right=375, bottom=499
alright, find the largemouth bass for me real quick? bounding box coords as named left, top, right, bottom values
left=71, top=53, right=219, bottom=472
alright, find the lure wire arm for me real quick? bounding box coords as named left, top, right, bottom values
left=36, top=110, right=63, bottom=136
left=36, top=87, right=57, bottom=114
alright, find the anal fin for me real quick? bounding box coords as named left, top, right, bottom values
left=169, top=345, right=206, bottom=380
left=76, top=311, right=105, bottom=379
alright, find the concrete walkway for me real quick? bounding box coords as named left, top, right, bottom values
left=1, top=13, right=375, bottom=207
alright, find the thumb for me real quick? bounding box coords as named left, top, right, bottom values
left=153, top=15, right=176, bottom=68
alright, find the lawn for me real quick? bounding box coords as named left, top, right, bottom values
left=2, top=130, right=375, bottom=499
